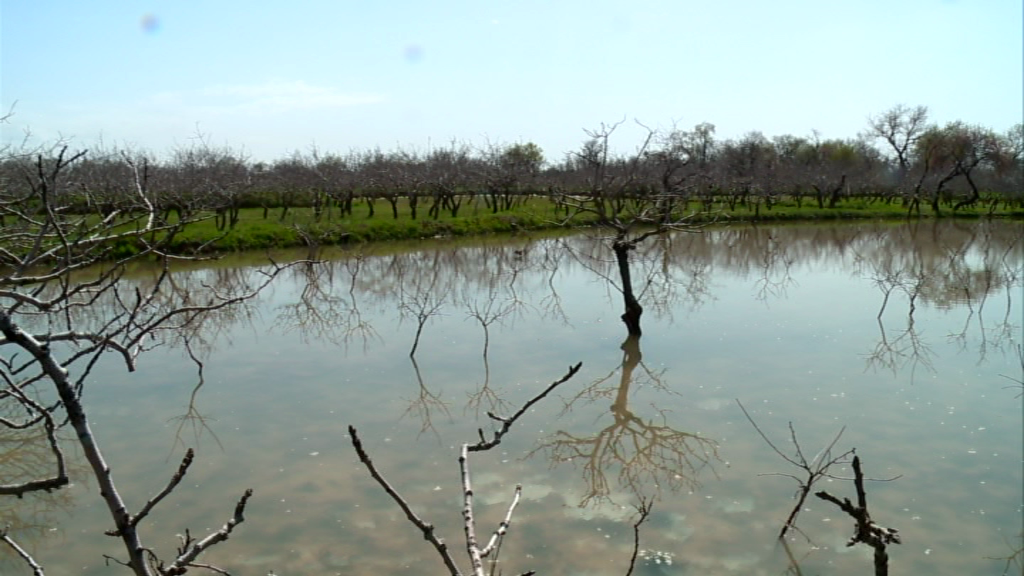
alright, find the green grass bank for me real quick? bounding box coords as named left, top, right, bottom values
left=155, top=196, right=1024, bottom=255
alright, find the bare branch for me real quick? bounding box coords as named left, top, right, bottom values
left=736, top=399, right=854, bottom=540
left=123, top=450, right=195, bottom=533
left=160, top=489, right=253, bottom=576
left=348, top=425, right=462, bottom=576
left=1, top=525, right=46, bottom=576
left=816, top=455, right=901, bottom=576
left=478, top=484, right=522, bottom=558
left=470, top=362, right=582, bottom=452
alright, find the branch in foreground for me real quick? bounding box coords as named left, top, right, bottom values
left=350, top=361, right=583, bottom=576
left=1, top=526, right=46, bottom=576
left=127, top=449, right=195, bottom=533
left=348, top=425, right=462, bottom=576
left=159, top=488, right=253, bottom=576
left=815, top=455, right=900, bottom=576
left=472, top=362, right=582, bottom=451
left=736, top=398, right=852, bottom=541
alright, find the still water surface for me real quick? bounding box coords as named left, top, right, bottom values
left=2, top=221, right=1022, bottom=575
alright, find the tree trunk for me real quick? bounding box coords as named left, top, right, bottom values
left=612, top=335, right=642, bottom=416
left=952, top=164, right=981, bottom=211
left=827, top=175, right=847, bottom=209
left=613, top=240, right=643, bottom=337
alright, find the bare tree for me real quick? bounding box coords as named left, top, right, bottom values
left=866, top=104, right=930, bottom=182
left=737, top=400, right=902, bottom=575
left=425, top=141, right=472, bottom=219
left=480, top=141, right=544, bottom=214
left=0, top=142, right=292, bottom=575
left=559, top=120, right=706, bottom=336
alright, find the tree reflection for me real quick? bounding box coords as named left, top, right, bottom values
left=275, top=257, right=380, bottom=352
left=402, top=355, right=452, bottom=440
left=398, top=257, right=449, bottom=358
left=862, top=222, right=1022, bottom=380
left=166, top=337, right=222, bottom=456
left=752, top=229, right=797, bottom=303
left=0, top=397, right=80, bottom=568
left=531, top=336, right=719, bottom=506
left=866, top=258, right=935, bottom=380
left=462, top=274, right=521, bottom=417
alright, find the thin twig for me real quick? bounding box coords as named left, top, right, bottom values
left=348, top=425, right=462, bottom=576
left=1, top=526, right=46, bottom=576
left=161, top=489, right=253, bottom=576
left=479, top=484, right=523, bottom=557
left=471, top=362, right=583, bottom=451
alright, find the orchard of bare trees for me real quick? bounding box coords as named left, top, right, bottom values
left=2, top=106, right=1020, bottom=238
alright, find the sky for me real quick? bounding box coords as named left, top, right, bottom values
left=2, top=0, right=1022, bottom=163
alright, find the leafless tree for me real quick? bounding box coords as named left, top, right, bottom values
left=559, top=120, right=707, bottom=336
left=0, top=141, right=293, bottom=575
left=425, top=141, right=473, bottom=219
left=866, top=104, right=930, bottom=183
left=169, top=133, right=251, bottom=231
left=479, top=141, right=545, bottom=214
left=737, top=400, right=902, bottom=575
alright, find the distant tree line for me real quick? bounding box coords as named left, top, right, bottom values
left=2, top=105, right=1021, bottom=232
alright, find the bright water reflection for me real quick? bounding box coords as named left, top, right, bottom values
left=2, top=220, right=1021, bottom=575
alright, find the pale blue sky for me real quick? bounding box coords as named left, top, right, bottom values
left=2, top=0, right=1021, bottom=162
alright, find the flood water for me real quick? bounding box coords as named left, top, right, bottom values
left=2, top=220, right=1022, bottom=576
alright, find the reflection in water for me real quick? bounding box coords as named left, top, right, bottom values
left=462, top=279, right=519, bottom=418
left=275, top=257, right=380, bottom=351
left=166, top=337, right=223, bottom=456
left=398, top=256, right=449, bottom=358
left=0, top=398, right=80, bottom=571
left=2, top=221, right=1020, bottom=575
left=463, top=344, right=511, bottom=420
left=533, top=335, right=719, bottom=506
left=866, top=258, right=935, bottom=380
left=403, top=355, right=453, bottom=440
left=751, top=229, right=797, bottom=302
left=860, top=222, right=1023, bottom=381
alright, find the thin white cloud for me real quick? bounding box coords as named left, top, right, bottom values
left=0, top=80, right=387, bottom=158
left=146, top=80, right=385, bottom=117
